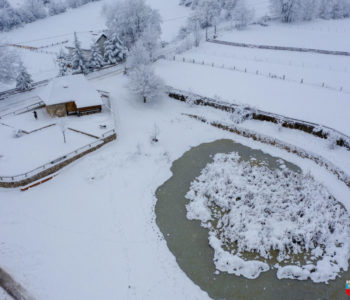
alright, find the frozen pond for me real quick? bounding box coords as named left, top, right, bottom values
left=155, top=139, right=349, bottom=300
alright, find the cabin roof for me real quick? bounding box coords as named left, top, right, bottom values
left=40, top=74, right=103, bottom=108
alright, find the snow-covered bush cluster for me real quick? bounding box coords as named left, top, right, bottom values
left=0, top=0, right=101, bottom=32
left=186, top=152, right=350, bottom=282
left=270, top=0, right=350, bottom=23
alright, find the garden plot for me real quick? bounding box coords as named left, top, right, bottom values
left=0, top=108, right=113, bottom=175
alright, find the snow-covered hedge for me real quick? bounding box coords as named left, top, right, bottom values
left=186, top=152, right=350, bottom=282
left=166, top=87, right=350, bottom=151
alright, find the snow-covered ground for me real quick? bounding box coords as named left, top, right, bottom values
left=1, top=1, right=350, bottom=298
left=0, top=72, right=350, bottom=299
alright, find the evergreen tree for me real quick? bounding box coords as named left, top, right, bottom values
left=71, top=32, right=88, bottom=73
left=57, top=48, right=70, bottom=76
left=104, top=35, right=127, bottom=65
left=16, top=62, right=33, bottom=91
left=89, top=43, right=104, bottom=70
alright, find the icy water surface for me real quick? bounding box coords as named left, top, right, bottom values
left=155, top=139, right=349, bottom=300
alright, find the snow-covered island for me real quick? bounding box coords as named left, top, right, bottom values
left=186, top=152, right=350, bottom=283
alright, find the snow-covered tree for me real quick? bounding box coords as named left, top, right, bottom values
left=48, top=1, right=67, bottom=16
left=71, top=32, right=88, bottom=73
left=0, top=0, right=22, bottom=31
left=103, top=0, right=162, bottom=50
left=233, top=0, right=254, bottom=29
left=128, top=64, right=164, bottom=103
left=89, top=43, right=104, bottom=70
left=57, top=48, right=70, bottom=76
left=0, top=46, right=19, bottom=83
left=20, top=0, right=47, bottom=23
left=139, top=24, right=160, bottom=60
left=196, top=0, right=221, bottom=29
left=16, top=62, right=33, bottom=91
left=103, top=35, right=127, bottom=64
left=186, top=10, right=203, bottom=47
left=270, top=0, right=302, bottom=23
left=126, top=40, right=152, bottom=70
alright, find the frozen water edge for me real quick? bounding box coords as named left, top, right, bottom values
left=186, top=152, right=350, bottom=283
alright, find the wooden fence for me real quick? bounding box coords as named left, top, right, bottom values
left=168, top=56, right=350, bottom=94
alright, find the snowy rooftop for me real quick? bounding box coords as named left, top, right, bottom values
left=40, top=74, right=103, bottom=108
left=66, top=32, right=107, bottom=50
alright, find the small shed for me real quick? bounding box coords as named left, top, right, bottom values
left=41, top=74, right=103, bottom=117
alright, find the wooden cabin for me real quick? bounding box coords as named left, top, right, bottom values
left=41, top=74, right=103, bottom=117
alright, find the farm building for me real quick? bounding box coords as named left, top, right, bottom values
left=40, top=74, right=103, bottom=117
left=66, top=33, right=108, bottom=57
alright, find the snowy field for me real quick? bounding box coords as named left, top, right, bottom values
left=218, top=19, right=350, bottom=51
left=0, top=72, right=350, bottom=299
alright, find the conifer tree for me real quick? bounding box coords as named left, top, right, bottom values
left=16, top=62, right=33, bottom=91
left=89, top=43, right=104, bottom=70
left=71, top=32, right=88, bottom=73
left=57, top=48, right=70, bottom=76
left=104, top=35, right=127, bottom=65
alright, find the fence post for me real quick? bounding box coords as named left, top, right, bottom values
left=256, top=70, right=259, bottom=75
left=183, top=57, right=185, bottom=62
left=300, top=79, right=304, bottom=84
left=245, top=68, right=247, bottom=73
left=283, top=75, right=285, bottom=80
left=322, top=82, right=325, bottom=87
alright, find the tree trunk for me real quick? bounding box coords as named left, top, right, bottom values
left=144, top=96, right=147, bottom=103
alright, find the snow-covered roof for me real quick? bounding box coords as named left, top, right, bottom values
left=66, top=32, right=107, bottom=50
left=40, top=74, right=102, bottom=108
